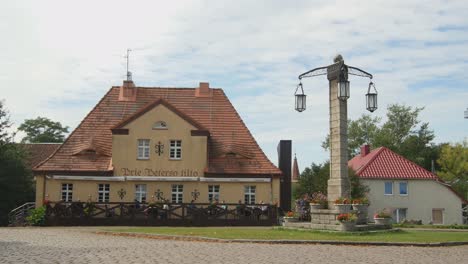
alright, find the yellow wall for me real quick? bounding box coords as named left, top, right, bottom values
left=38, top=178, right=274, bottom=204
left=112, top=104, right=207, bottom=177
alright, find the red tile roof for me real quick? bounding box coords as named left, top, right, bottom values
left=348, top=147, right=438, bottom=179
left=349, top=146, right=466, bottom=203
left=21, top=143, right=61, bottom=169
left=34, top=84, right=281, bottom=176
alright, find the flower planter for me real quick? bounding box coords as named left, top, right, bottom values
left=283, top=217, right=299, bottom=225
left=309, top=203, right=324, bottom=210
left=374, top=217, right=392, bottom=225
left=352, top=204, right=369, bottom=224
left=334, top=204, right=351, bottom=213
left=340, top=221, right=356, bottom=231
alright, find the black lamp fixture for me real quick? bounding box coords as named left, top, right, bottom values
left=366, top=81, right=378, bottom=113
left=295, top=55, right=376, bottom=113
left=295, top=82, right=306, bottom=112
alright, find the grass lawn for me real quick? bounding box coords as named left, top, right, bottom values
left=102, top=227, right=468, bottom=243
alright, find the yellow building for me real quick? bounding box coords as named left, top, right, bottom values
left=34, top=81, right=282, bottom=207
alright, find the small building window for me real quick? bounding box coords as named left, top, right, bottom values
left=399, top=182, right=408, bottom=195
left=208, top=185, right=220, bottom=202
left=135, top=184, right=147, bottom=203
left=137, top=139, right=150, bottom=159
left=244, top=185, right=256, bottom=205
left=393, top=208, right=407, bottom=223
left=171, top=184, right=183, bottom=204
left=170, top=140, right=182, bottom=160
left=153, top=121, right=168, bottom=130
left=61, top=183, right=73, bottom=202
left=98, top=184, right=110, bottom=203
left=384, top=181, right=393, bottom=195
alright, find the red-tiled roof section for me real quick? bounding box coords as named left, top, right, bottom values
left=21, top=143, right=61, bottom=169
left=35, top=85, right=281, bottom=175
left=348, top=147, right=438, bottom=180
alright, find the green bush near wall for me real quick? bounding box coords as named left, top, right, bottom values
left=26, top=206, right=46, bottom=226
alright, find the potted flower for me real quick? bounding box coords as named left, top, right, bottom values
left=309, top=192, right=327, bottom=210
left=334, top=197, right=351, bottom=212
left=337, top=213, right=357, bottom=231
left=283, top=211, right=299, bottom=224
left=352, top=197, right=369, bottom=224
left=373, top=209, right=392, bottom=225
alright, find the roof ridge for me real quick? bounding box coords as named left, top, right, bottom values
left=380, top=146, right=440, bottom=180
left=356, top=146, right=385, bottom=175
left=33, top=87, right=115, bottom=171
left=112, top=97, right=207, bottom=131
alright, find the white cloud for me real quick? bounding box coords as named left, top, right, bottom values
left=1, top=0, right=467, bottom=168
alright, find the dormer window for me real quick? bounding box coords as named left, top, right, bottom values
left=153, top=121, right=168, bottom=130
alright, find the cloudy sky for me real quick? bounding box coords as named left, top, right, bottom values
left=1, top=0, right=467, bottom=169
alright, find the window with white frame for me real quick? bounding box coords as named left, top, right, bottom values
left=169, top=140, right=182, bottom=159
left=61, top=183, right=73, bottom=202
left=392, top=208, right=407, bottom=223
left=399, top=182, right=408, bottom=195
left=137, top=139, right=150, bottom=159
left=384, top=181, right=393, bottom=195
left=171, top=184, right=183, bottom=203
left=98, top=184, right=110, bottom=202
left=244, top=185, right=256, bottom=204
left=135, top=184, right=147, bottom=203
left=208, top=185, right=220, bottom=202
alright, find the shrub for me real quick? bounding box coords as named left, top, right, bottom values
left=26, top=206, right=46, bottom=226
left=374, top=209, right=392, bottom=219
left=337, top=213, right=357, bottom=222
left=334, top=197, right=350, bottom=204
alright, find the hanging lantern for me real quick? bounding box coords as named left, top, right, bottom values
left=338, top=80, right=350, bottom=101
left=295, top=82, right=306, bottom=112
left=366, top=81, right=378, bottom=112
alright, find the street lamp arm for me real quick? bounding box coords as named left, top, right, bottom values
left=298, top=66, right=328, bottom=80
left=348, top=66, right=373, bottom=79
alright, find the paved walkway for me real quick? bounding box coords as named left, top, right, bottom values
left=1, top=227, right=467, bottom=264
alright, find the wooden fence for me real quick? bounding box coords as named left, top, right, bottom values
left=45, top=201, right=278, bottom=226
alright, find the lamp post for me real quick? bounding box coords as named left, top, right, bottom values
left=295, top=55, right=377, bottom=206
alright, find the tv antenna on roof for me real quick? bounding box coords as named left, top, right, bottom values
left=125, top=48, right=132, bottom=81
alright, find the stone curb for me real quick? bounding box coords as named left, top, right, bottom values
left=94, top=231, right=468, bottom=247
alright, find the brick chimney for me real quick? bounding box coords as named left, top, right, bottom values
left=360, top=144, right=370, bottom=157
left=195, top=82, right=212, bottom=97
left=118, top=80, right=137, bottom=101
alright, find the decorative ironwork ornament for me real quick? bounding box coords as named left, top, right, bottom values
left=117, top=188, right=126, bottom=200
left=155, top=141, right=164, bottom=156
left=191, top=189, right=200, bottom=200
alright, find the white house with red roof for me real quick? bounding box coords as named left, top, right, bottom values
left=349, top=145, right=466, bottom=225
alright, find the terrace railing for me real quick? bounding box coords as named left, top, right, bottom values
left=44, top=201, right=278, bottom=226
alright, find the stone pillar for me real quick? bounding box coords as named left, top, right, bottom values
left=327, top=59, right=350, bottom=207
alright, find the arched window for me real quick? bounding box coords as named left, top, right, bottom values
left=153, top=121, right=168, bottom=130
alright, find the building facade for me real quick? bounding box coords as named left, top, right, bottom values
left=349, top=145, right=466, bottom=225
left=34, top=81, right=282, bottom=207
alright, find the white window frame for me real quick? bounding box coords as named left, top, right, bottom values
left=98, top=184, right=110, bottom=203
left=244, top=185, right=256, bottom=204
left=169, top=140, right=182, bottom=160
left=171, top=184, right=183, bottom=203
left=384, top=181, right=393, bottom=195
left=208, top=185, right=220, bottom=202
left=135, top=184, right=147, bottom=203
left=393, top=208, right=407, bottom=223
left=61, top=183, right=73, bottom=202
left=399, top=181, right=408, bottom=196
left=137, top=139, right=150, bottom=160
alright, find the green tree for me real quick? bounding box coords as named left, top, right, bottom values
left=0, top=100, right=34, bottom=226
left=294, top=162, right=329, bottom=199
left=322, top=104, right=437, bottom=171
left=18, top=117, right=69, bottom=143
left=437, top=140, right=468, bottom=200
left=295, top=161, right=368, bottom=200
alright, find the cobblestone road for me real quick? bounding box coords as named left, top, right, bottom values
left=0, top=227, right=467, bottom=264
